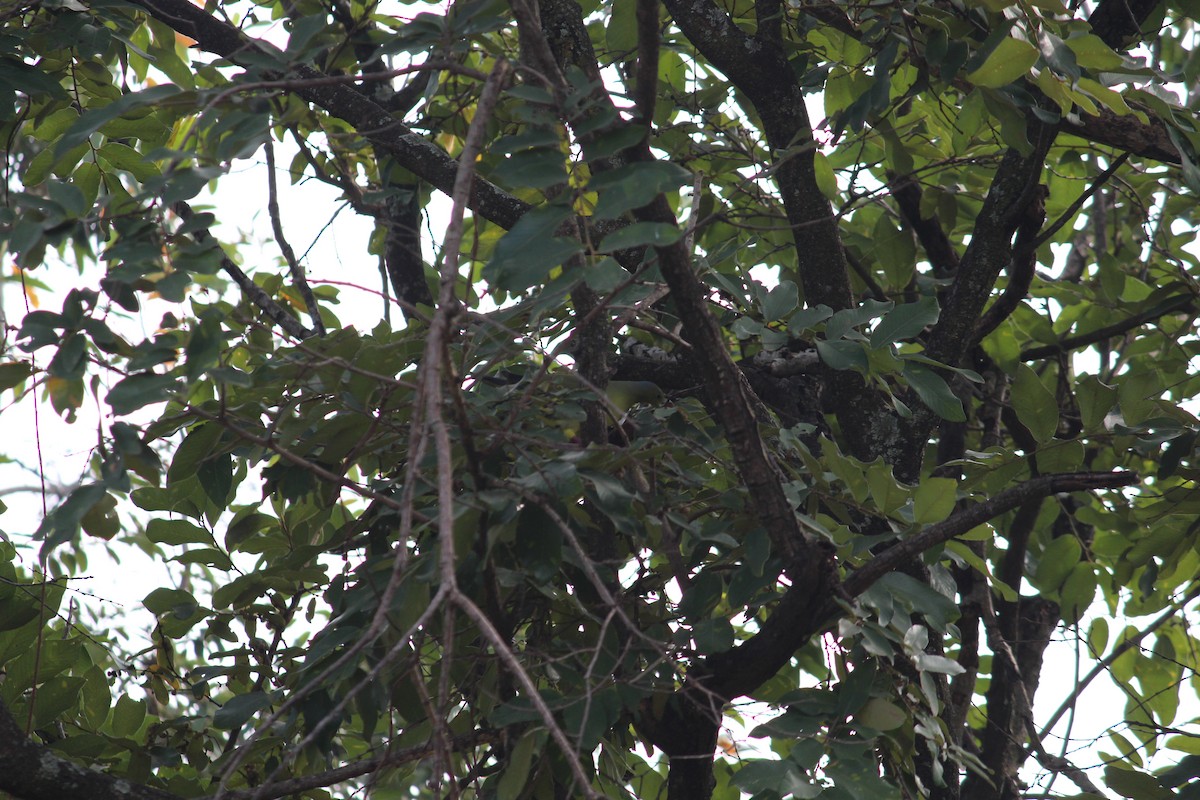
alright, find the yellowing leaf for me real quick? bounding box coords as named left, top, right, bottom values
left=573, top=191, right=597, bottom=216
left=966, top=38, right=1039, bottom=88
left=813, top=151, right=838, bottom=201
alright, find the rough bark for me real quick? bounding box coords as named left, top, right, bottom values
left=0, top=697, right=179, bottom=800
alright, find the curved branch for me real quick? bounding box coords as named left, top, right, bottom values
left=842, top=471, right=1138, bottom=597
left=974, top=184, right=1048, bottom=342
left=661, top=0, right=853, bottom=312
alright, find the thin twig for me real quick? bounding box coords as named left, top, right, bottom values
left=1030, top=153, right=1129, bottom=251
left=419, top=57, right=600, bottom=799
left=978, top=588, right=1108, bottom=797
left=170, top=201, right=312, bottom=340
left=264, top=139, right=326, bottom=335
left=1036, top=581, right=1200, bottom=741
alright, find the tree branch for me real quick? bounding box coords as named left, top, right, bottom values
left=1020, top=292, right=1196, bottom=360
left=129, top=0, right=531, bottom=229
left=1036, top=581, right=1200, bottom=741
left=661, top=0, right=853, bottom=312
left=0, top=696, right=179, bottom=800
left=633, top=0, right=659, bottom=125
left=842, top=471, right=1138, bottom=598
left=889, top=172, right=960, bottom=278
left=171, top=201, right=313, bottom=340
left=264, top=139, right=326, bottom=335
left=974, top=184, right=1048, bottom=342
left=1088, top=0, right=1163, bottom=48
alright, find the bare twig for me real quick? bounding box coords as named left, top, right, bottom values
left=264, top=139, right=326, bottom=335
left=978, top=590, right=1108, bottom=797
left=1030, top=153, right=1129, bottom=251
left=170, top=201, right=312, bottom=340
left=1036, top=581, right=1200, bottom=741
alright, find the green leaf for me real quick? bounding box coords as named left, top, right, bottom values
left=902, top=362, right=965, bottom=422
left=1077, top=375, right=1117, bottom=431
left=606, top=0, right=638, bottom=55
left=143, top=587, right=198, bottom=617
left=813, top=151, right=839, bottom=200
left=146, top=519, right=210, bottom=546
left=856, top=697, right=907, bottom=731
left=599, top=222, right=682, bottom=252
left=913, top=477, right=957, bottom=524
left=1011, top=364, right=1058, bottom=443
left=56, top=84, right=180, bottom=155
left=36, top=483, right=108, bottom=552
left=1065, top=34, right=1126, bottom=71
left=1103, top=766, right=1174, bottom=800
left=827, top=299, right=893, bottom=340
left=97, top=141, right=161, bottom=182
left=589, top=162, right=692, bottom=220
left=965, top=38, right=1039, bottom=88
left=915, top=653, right=965, bottom=675
left=0, top=361, right=34, bottom=392
left=732, top=759, right=821, bottom=798
left=29, top=676, right=86, bottom=730
left=497, top=730, right=539, bottom=800
left=872, top=214, right=917, bottom=288
left=871, top=295, right=940, bottom=348
left=762, top=281, right=799, bottom=322
left=484, top=205, right=582, bottom=293
left=213, top=691, right=272, bottom=730
left=817, top=339, right=868, bottom=371
left=107, top=373, right=180, bottom=415
left=1033, top=534, right=1081, bottom=593
left=110, top=695, right=146, bottom=739
left=1060, top=563, right=1098, bottom=625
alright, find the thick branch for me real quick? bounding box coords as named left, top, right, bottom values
left=633, top=0, right=660, bottom=125
left=842, top=471, right=1138, bottom=597
left=1062, top=105, right=1179, bottom=163
left=661, top=0, right=853, bottom=312
left=974, top=185, right=1048, bottom=342
left=0, top=696, right=179, bottom=800
left=1088, top=0, right=1163, bottom=48
left=926, top=135, right=1054, bottom=368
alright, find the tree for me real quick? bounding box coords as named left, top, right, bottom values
left=2, top=0, right=1199, bottom=798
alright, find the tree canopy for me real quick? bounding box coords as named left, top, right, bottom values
left=2, top=0, right=1200, bottom=798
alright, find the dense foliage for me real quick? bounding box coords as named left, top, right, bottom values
left=2, top=0, right=1200, bottom=798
